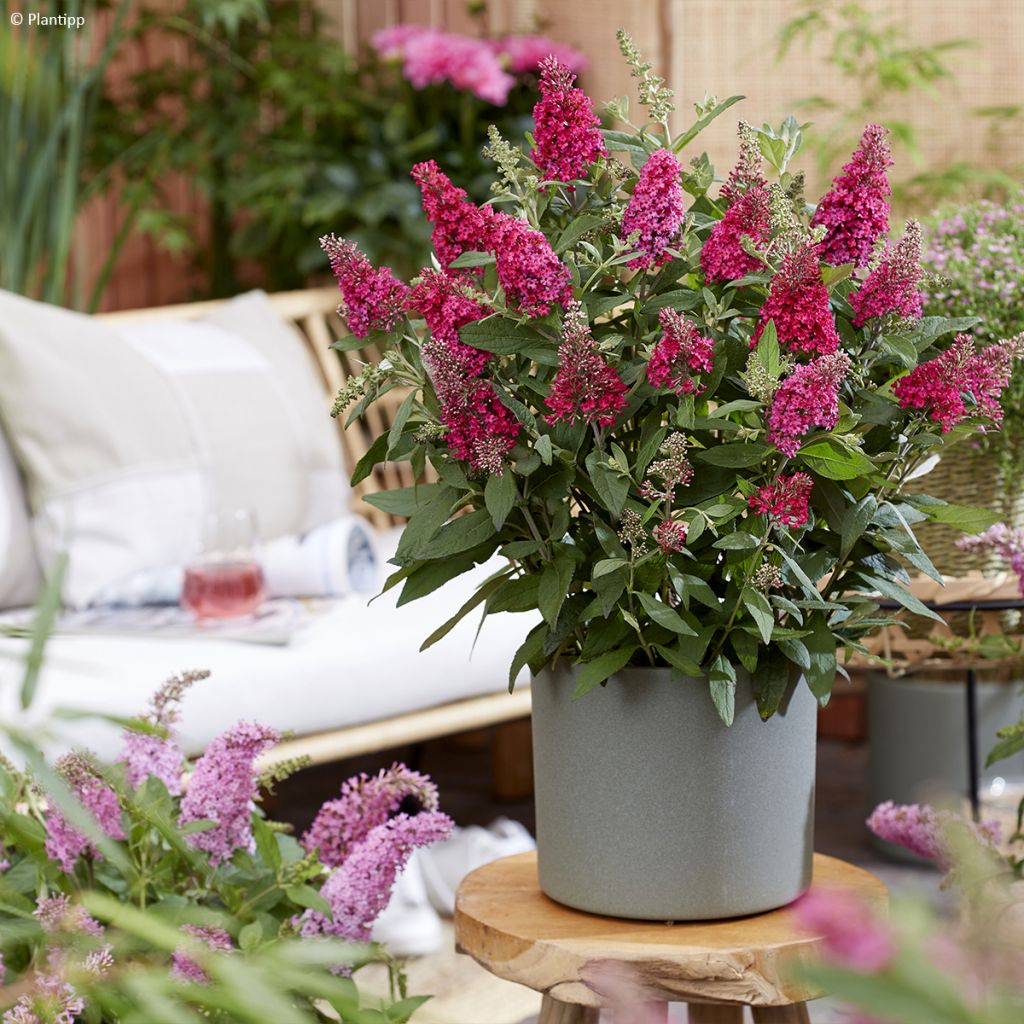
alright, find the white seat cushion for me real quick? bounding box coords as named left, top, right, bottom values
left=0, top=540, right=536, bottom=759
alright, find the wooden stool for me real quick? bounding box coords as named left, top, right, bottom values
left=454, top=852, right=887, bottom=1023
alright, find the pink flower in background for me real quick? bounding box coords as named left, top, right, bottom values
left=320, top=235, right=409, bottom=339
left=492, top=36, right=587, bottom=75
left=719, top=121, right=766, bottom=205
left=850, top=221, right=924, bottom=327
left=171, top=926, right=234, bottom=985
left=753, top=242, right=840, bottom=356
left=34, top=894, right=104, bottom=937
left=44, top=753, right=126, bottom=874
left=370, top=23, right=430, bottom=59
left=303, top=763, right=439, bottom=869
left=3, top=973, right=84, bottom=1024
left=411, top=160, right=496, bottom=271
left=811, top=124, right=893, bottom=268
left=795, top=886, right=895, bottom=972
left=424, top=338, right=520, bottom=474
left=701, top=184, right=772, bottom=282
left=546, top=301, right=628, bottom=427
left=766, top=351, right=850, bottom=456
left=531, top=57, right=606, bottom=183
left=491, top=213, right=573, bottom=317
left=867, top=800, right=1002, bottom=867
left=118, top=733, right=184, bottom=795
left=178, top=721, right=279, bottom=865
left=958, top=522, right=1024, bottom=596
left=621, top=149, right=685, bottom=270
left=393, top=28, right=514, bottom=104
left=300, top=811, right=453, bottom=942
left=647, top=309, right=715, bottom=395
left=408, top=270, right=490, bottom=375
left=748, top=473, right=814, bottom=529
left=653, top=519, right=687, bottom=554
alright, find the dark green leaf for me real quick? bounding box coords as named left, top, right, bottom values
left=742, top=588, right=775, bottom=644
left=364, top=482, right=449, bottom=518
left=459, top=317, right=548, bottom=355
left=695, top=442, right=770, bottom=468
left=572, top=646, right=637, bottom=698
left=484, top=472, right=518, bottom=530
left=797, top=439, right=876, bottom=480
left=637, top=593, right=697, bottom=635
left=709, top=655, right=737, bottom=726
left=803, top=614, right=837, bottom=702
left=752, top=649, right=792, bottom=720
left=508, top=622, right=548, bottom=692
left=919, top=502, right=1001, bottom=532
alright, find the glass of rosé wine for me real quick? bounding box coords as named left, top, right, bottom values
left=182, top=508, right=266, bottom=620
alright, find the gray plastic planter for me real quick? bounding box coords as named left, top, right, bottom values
left=531, top=665, right=818, bottom=921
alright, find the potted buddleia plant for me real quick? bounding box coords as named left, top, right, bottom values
left=319, top=32, right=1019, bottom=920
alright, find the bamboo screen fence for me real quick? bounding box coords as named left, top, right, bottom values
left=79, top=0, right=1024, bottom=311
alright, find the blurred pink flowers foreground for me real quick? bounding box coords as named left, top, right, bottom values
left=372, top=23, right=586, bottom=105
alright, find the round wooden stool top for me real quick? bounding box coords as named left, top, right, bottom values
left=454, top=851, right=887, bottom=1009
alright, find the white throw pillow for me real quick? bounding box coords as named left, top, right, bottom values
left=0, top=290, right=347, bottom=607
left=0, top=426, right=42, bottom=609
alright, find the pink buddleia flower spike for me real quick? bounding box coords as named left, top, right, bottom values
left=34, top=894, right=104, bottom=937
left=3, top=973, right=85, bottom=1024
left=794, top=887, right=895, bottom=972
left=546, top=300, right=628, bottom=427
left=320, top=235, right=409, bottom=339
left=719, top=121, right=766, bottom=205
left=44, top=753, right=126, bottom=874
left=178, top=721, right=279, bottom=865
left=850, top=221, right=924, bottom=327
left=302, top=762, right=439, bottom=869
left=411, top=160, right=496, bottom=271
left=811, top=124, right=893, bottom=268
left=171, top=926, right=234, bottom=985
left=748, top=473, right=814, bottom=529
left=647, top=308, right=715, bottom=395
left=300, top=811, right=453, bottom=943
left=490, top=213, right=573, bottom=317
left=958, top=522, right=1024, bottom=596
left=753, top=242, right=841, bottom=356
left=117, top=670, right=205, bottom=796
left=766, top=351, right=850, bottom=456
left=531, top=56, right=606, bottom=183
left=701, top=184, right=772, bottom=283
left=621, top=149, right=686, bottom=270
left=407, top=270, right=490, bottom=376
left=423, top=338, right=519, bottom=475
left=867, top=800, right=1002, bottom=869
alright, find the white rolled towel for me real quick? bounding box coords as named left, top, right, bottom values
left=260, top=515, right=381, bottom=597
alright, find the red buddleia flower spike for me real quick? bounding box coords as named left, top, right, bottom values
left=811, top=124, right=893, bottom=268
left=753, top=242, right=841, bottom=356
left=531, top=57, right=606, bottom=183
left=546, top=300, right=628, bottom=427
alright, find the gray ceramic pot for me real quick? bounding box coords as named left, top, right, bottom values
left=531, top=665, right=817, bottom=920
left=868, top=671, right=1024, bottom=861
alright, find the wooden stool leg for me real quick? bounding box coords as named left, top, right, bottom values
left=539, top=994, right=599, bottom=1024
left=688, top=1004, right=744, bottom=1023
left=751, top=1005, right=810, bottom=1023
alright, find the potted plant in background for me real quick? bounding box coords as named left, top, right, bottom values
left=320, top=31, right=1020, bottom=920
left=865, top=197, right=1024, bottom=855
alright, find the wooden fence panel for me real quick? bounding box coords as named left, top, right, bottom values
left=83, top=0, right=1024, bottom=311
